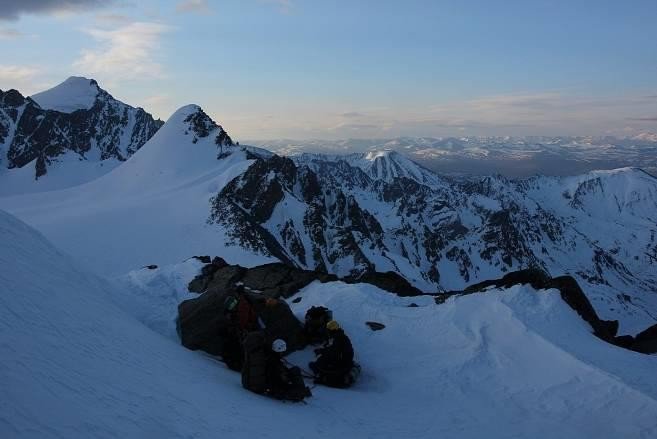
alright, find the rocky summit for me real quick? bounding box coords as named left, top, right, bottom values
left=0, top=77, right=163, bottom=179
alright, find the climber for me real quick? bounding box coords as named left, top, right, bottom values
left=309, top=320, right=357, bottom=388
left=265, top=338, right=311, bottom=401
left=242, top=334, right=311, bottom=402
left=220, top=286, right=260, bottom=371
left=303, top=305, right=333, bottom=345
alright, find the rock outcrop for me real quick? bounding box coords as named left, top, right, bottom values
left=187, top=257, right=424, bottom=298
left=178, top=286, right=305, bottom=356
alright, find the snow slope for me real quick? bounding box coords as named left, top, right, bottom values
left=0, top=105, right=270, bottom=275
left=31, top=76, right=99, bottom=113
left=0, top=151, right=123, bottom=197
left=2, top=208, right=657, bottom=438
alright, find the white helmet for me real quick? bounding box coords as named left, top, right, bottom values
left=272, top=339, right=287, bottom=353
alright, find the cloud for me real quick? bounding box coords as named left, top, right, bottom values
left=73, top=22, right=172, bottom=81
left=626, top=117, right=657, bottom=122
left=140, top=94, right=174, bottom=119
left=0, top=65, right=51, bottom=94
left=0, top=65, right=39, bottom=83
left=260, top=0, right=293, bottom=13
left=176, top=0, right=210, bottom=14
left=0, top=0, right=114, bottom=21
left=0, top=28, right=24, bottom=39
left=94, top=13, right=133, bottom=26
left=341, top=112, right=366, bottom=118
left=330, top=123, right=380, bottom=131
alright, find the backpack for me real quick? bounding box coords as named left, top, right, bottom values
left=344, top=362, right=361, bottom=387
left=270, top=366, right=312, bottom=402
left=241, top=331, right=268, bottom=394
left=304, top=306, right=333, bottom=344
left=238, top=296, right=259, bottom=332
left=314, top=362, right=361, bottom=389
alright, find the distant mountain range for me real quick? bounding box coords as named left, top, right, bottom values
left=246, top=135, right=657, bottom=178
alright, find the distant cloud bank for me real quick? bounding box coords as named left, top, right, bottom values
left=0, top=0, right=114, bottom=21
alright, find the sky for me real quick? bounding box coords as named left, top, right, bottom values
left=1, top=0, right=656, bottom=140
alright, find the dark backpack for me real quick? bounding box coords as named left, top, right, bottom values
left=315, top=362, right=361, bottom=389
left=241, top=331, right=268, bottom=394
left=304, top=306, right=333, bottom=344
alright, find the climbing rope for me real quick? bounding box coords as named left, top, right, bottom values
left=282, top=358, right=316, bottom=379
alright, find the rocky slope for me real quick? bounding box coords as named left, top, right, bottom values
left=0, top=77, right=163, bottom=181
left=210, top=151, right=657, bottom=332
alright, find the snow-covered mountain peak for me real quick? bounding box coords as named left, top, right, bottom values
left=31, top=76, right=101, bottom=113
left=293, top=149, right=445, bottom=187
left=0, top=77, right=164, bottom=193
left=347, top=149, right=443, bottom=185
left=364, top=149, right=395, bottom=161
left=631, top=132, right=657, bottom=143
left=163, top=104, right=234, bottom=147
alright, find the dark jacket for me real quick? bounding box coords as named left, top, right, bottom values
left=317, top=329, right=354, bottom=370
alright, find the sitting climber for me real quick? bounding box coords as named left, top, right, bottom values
left=241, top=332, right=311, bottom=402
left=309, top=320, right=356, bottom=388
left=261, top=339, right=311, bottom=401
left=304, top=306, right=333, bottom=345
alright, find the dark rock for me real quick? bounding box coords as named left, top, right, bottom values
left=177, top=287, right=304, bottom=356
left=207, top=265, right=248, bottom=293
left=292, top=297, right=302, bottom=303
left=547, top=276, right=618, bottom=341
left=187, top=276, right=209, bottom=294
left=178, top=287, right=232, bottom=355
left=183, top=106, right=233, bottom=145
left=211, top=256, right=228, bottom=267
left=348, top=271, right=423, bottom=297
left=187, top=258, right=338, bottom=298
left=188, top=257, right=234, bottom=293
left=464, top=268, right=551, bottom=293
left=408, top=303, right=418, bottom=307
left=143, top=265, right=158, bottom=270
left=241, top=263, right=336, bottom=298
left=613, top=335, right=636, bottom=349
left=631, top=323, right=657, bottom=354
left=435, top=292, right=460, bottom=304
left=365, top=321, right=386, bottom=331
